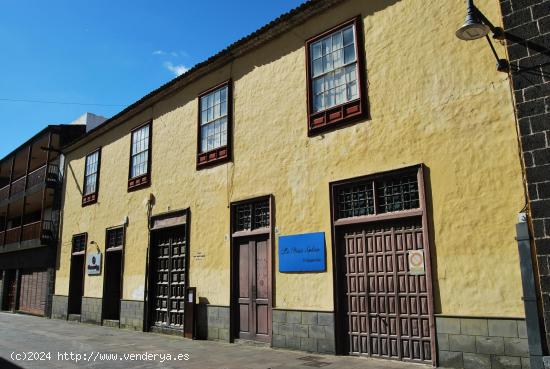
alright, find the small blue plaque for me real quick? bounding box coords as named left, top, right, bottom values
left=279, top=232, right=326, bottom=272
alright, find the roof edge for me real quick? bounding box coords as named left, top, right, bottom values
left=62, top=0, right=346, bottom=154
left=1, top=124, right=85, bottom=163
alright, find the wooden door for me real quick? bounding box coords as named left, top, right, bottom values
left=18, top=269, right=48, bottom=316
left=5, top=271, right=17, bottom=311
left=68, top=255, right=85, bottom=314
left=342, top=218, right=432, bottom=363
left=150, top=226, right=187, bottom=330
left=237, top=235, right=270, bottom=342
left=103, top=251, right=122, bottom=320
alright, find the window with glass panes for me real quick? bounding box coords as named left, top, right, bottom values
left=199, top=85, right=228, bottom=153
left=83, top=150, right=99, bottom=196
left=72, top=234, right=87, bottom=254
left=130, top=124, right=150, bottom=178
left=106, top=227, right=124, bottom=250
left=306, top=17, right=366, bottom=134
left=310, top=24, right=358, bottom=113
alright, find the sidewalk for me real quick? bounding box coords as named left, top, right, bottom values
left=0, top=312, right=429, bottom=369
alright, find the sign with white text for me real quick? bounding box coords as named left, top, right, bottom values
left=278, top=232, right=326, bottom=273
left=87, top=253, right=102, bottom=275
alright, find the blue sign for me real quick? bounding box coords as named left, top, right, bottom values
left=278, top=232, right=326, bottom=272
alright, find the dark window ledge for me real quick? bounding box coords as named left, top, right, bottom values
left=82, top=193, right=98, bottom=206
left=308, top=100, right=367, bottom=136
left=128, top=173, right=151, bottom=192
left=197, top=146, right=230, bottom=169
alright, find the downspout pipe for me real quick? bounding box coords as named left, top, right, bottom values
left=517, top=216, right=546, bottom=369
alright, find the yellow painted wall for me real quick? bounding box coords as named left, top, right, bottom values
left=55, top=0, right=526, bottom=317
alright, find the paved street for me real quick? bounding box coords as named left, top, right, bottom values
left=0, top=312, right=429, bottom=369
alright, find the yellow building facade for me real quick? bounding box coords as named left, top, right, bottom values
left=52, top=0, right=528, bottom=367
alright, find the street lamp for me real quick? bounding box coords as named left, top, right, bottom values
left=456, top=0, right=509, bottom=72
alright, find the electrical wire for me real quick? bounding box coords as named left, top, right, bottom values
left=0, top=98, right=125, bottom=107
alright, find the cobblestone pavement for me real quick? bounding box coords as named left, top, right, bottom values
left=0, top=312, right=429, bottom=369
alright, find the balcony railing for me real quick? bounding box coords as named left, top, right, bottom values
left=47, top=163, right=60, bottom=182
left=0, top=163, right=61, bottom=203
left=0, top=185, right=8, bottom=202
left=41, top=220, right=56, bottom=242
left=22, top=221, right=41, bottom=241
left=1, top=220, right=55, bottom=247
left=10, top=176, right=25, bottom=196
left=27, top=165, right=47, bottom=188
left=4, top=227, right=21, bottom=244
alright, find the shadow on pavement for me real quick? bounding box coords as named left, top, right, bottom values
left=0, top=357, right=24, bottom=369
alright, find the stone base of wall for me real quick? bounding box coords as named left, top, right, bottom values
left=81, top=297, right=102, bottom=325
left=103, top=319, right=119, bottom=328
left=51, top=295, right=68, bottom=320
left=196, top=305, right=229, bottom=341
left=272, top=309, right=335, bottom=354
left=120, top=300, right=144, bottom=331
left=436, top=316, right=529, bottom=369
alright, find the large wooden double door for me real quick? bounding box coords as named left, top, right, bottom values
left=150, top=225, right=188, bottom=330
left=235, top=235, right=271, bottom=342
left=340, top=217, right=433, bottom=363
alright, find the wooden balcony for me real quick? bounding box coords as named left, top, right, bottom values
left=10, top=176, right=25, bottom=196
left=22, top=221, right=41, bottom=241
left=0, top=185, right=8, bottom=202
left=1, top=220, right=55, bottom=247
left=4, top=227, right=21, bottom=244
left=0, top=164, right=61, bottom=204
left=27, top=165, right=47, bottom=188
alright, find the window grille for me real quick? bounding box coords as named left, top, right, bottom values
left=72, top=234, right=86, bottom=253
left=336, top=172, right=420, bottom=219
left=377, top=175, right=419, bottom=213
left=338, top=183, right=375, bottom=219
left=235, top=199, right=270, bottom=232
left=106, top=227, right=124, bottom=249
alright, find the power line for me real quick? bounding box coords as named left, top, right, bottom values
left=0, top=98, right=126, bottom=107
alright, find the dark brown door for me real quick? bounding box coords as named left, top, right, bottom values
left=342, top=217, right=432, bottom=363
left=237, top=235, right=270, bottom=342
left=150, top=226, right=187, bottom=330
left=4, top=271, right=17, bottom=311
left=103, top=251, right=122, bottom=320
left=18, top=269, right=48, bottom=316
left=68, top=255, right=85, bottom=315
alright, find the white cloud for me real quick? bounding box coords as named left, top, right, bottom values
left=163, top=62, right=189, bottom=76
left=153, top=50, right=189, bottom=58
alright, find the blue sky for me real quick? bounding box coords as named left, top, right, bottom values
left=0, top=0, right=305, bottom=157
